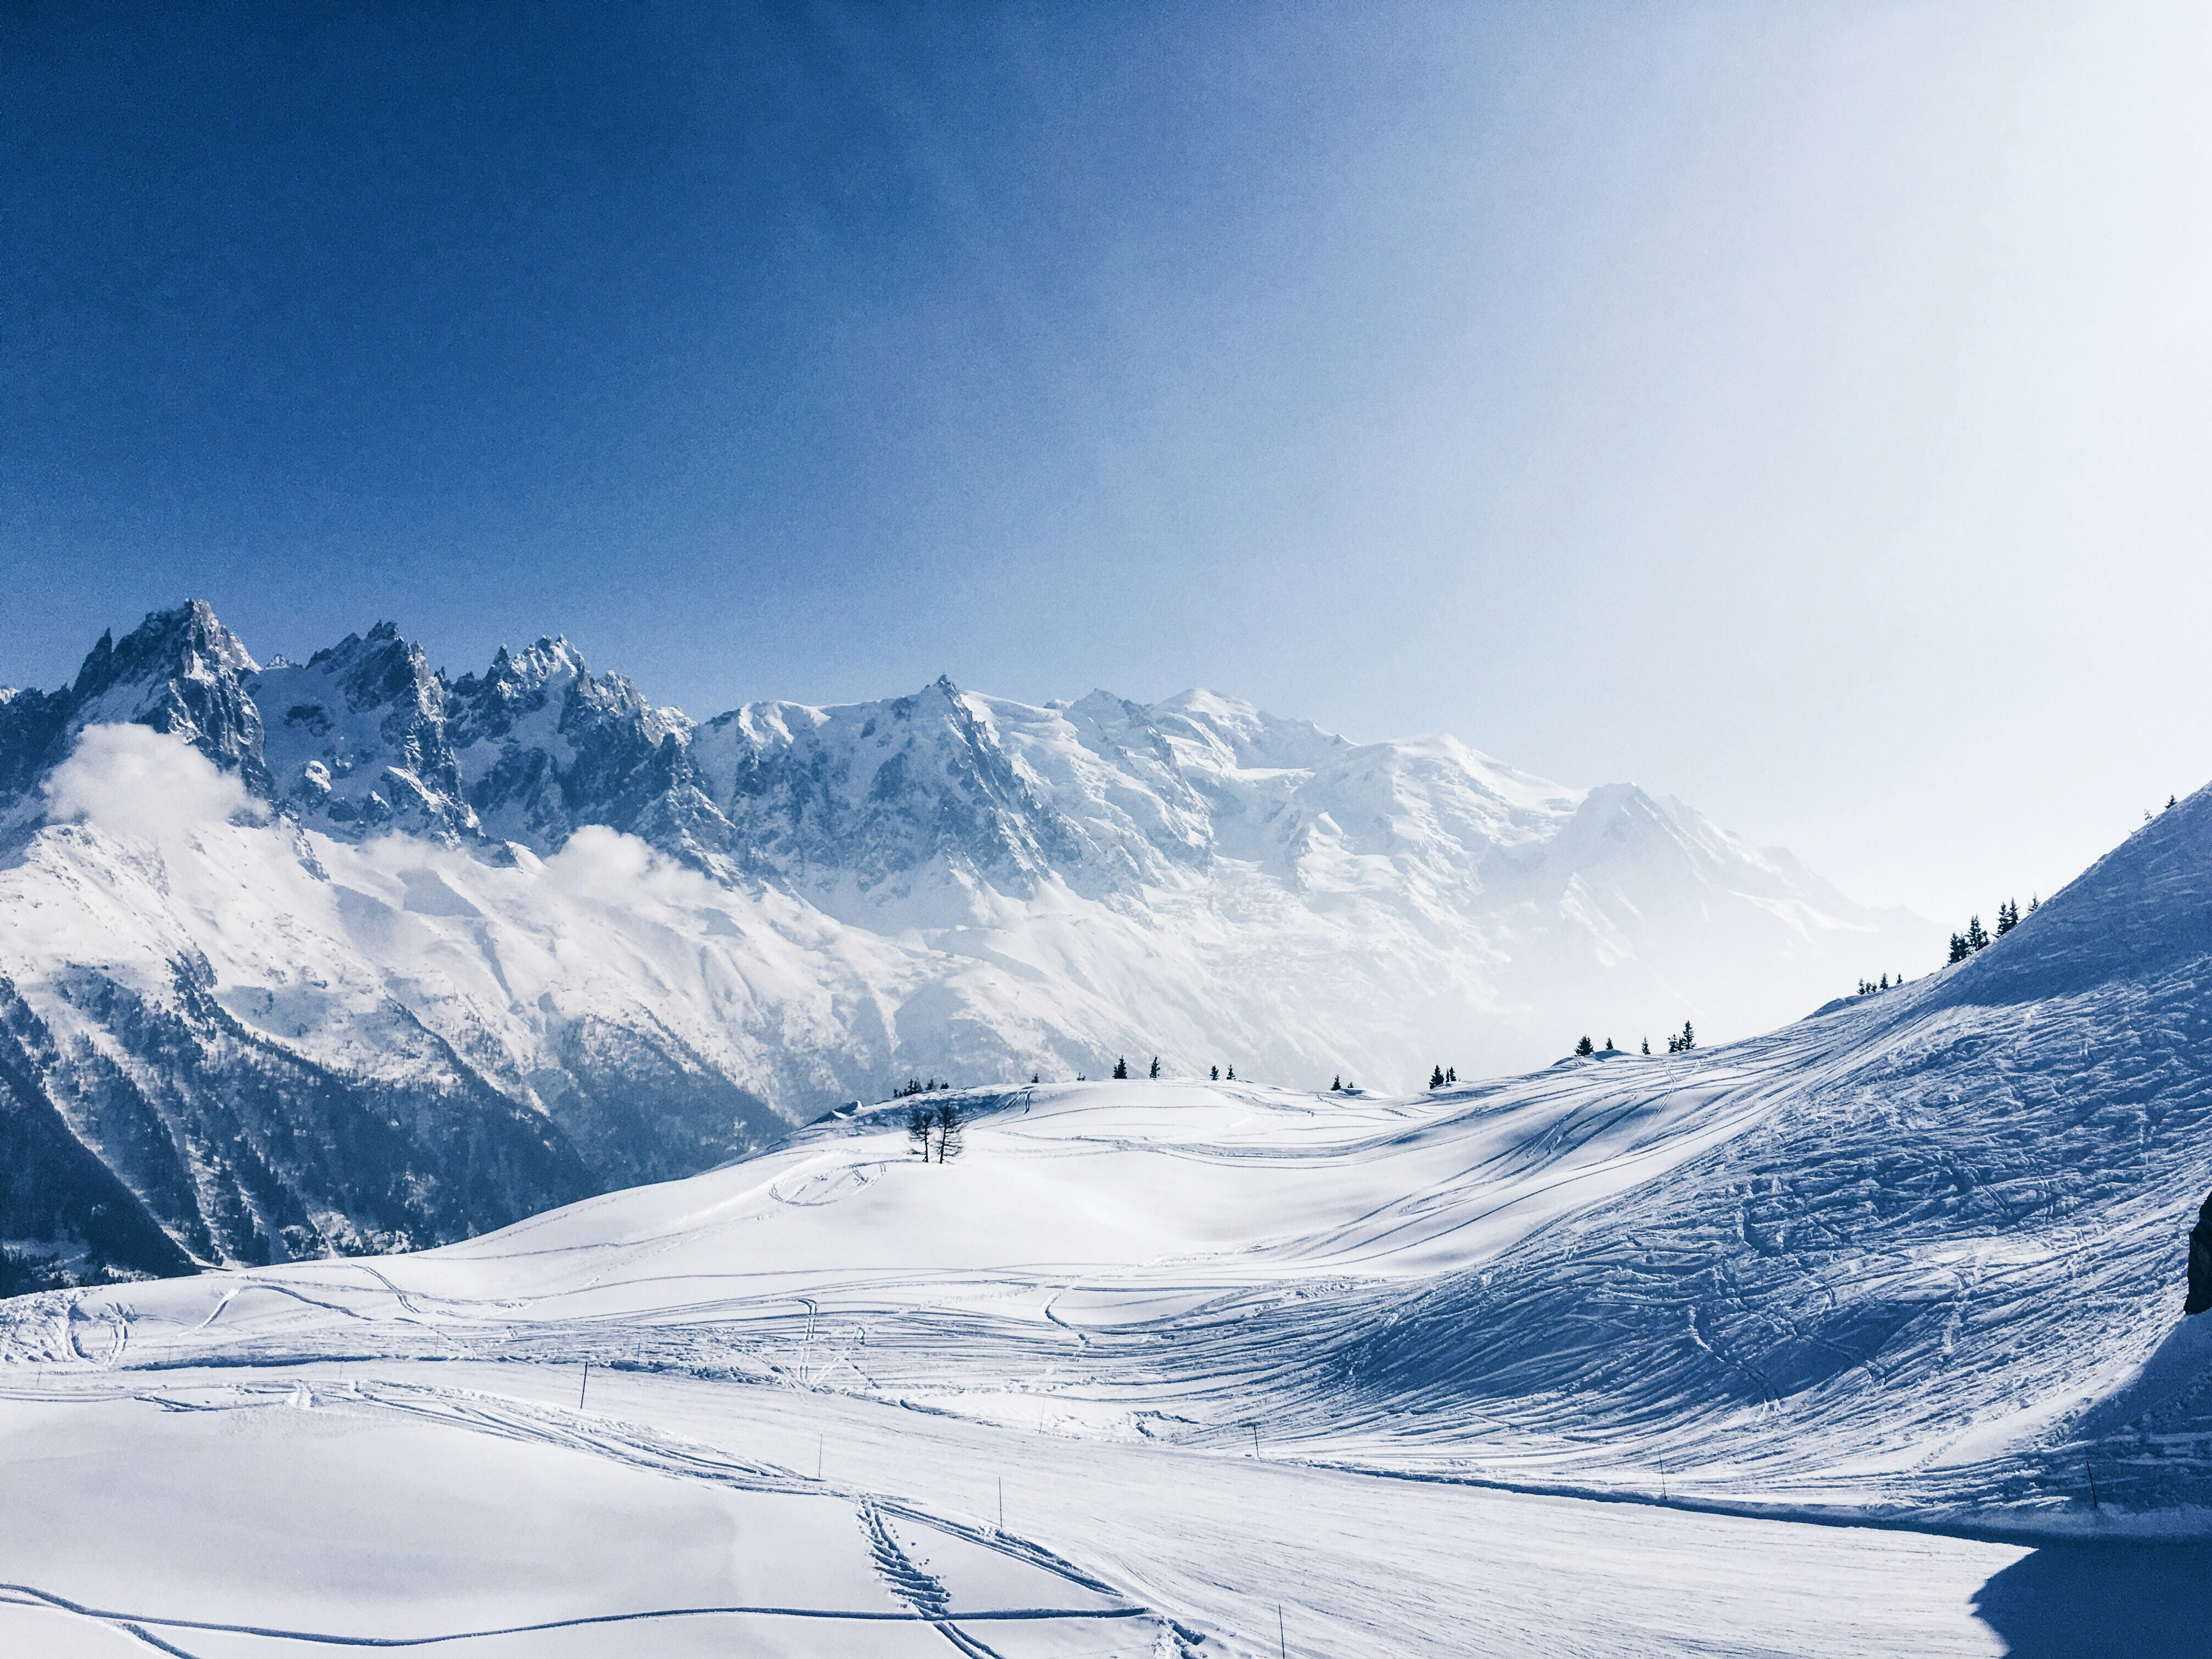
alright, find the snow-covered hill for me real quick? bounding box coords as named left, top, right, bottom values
left=16, top=778, right=2212, bottom=1529
left=4, top=767, right=2211, bottom=1656
left=0, top=601, right=1931, bottom=1281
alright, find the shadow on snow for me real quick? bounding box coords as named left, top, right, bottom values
left=1973, top=1542, right=2212, bottom=1657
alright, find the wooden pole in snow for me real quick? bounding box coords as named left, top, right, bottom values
left=1278, top=1604, right=1287, bottom=1658
left=578, top=1359, right=589, bottom=1410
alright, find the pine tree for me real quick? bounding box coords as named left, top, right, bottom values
left=1878, top=973, right=1888, bottom=991
left=1966, top=915, right=1990, bottom=951
left=1605, top=1037, right=1615, bottom=1051
left=1446, top=1066, right=1455, bottom=1083
left=1430, top=1065, right=1446, bottom=1089
left=1678, top=1020, right=1695, bottom=1051
left=1575, top=1035, right=1594, bottom=1057
left=2170, top=795, right=2179, bottom=810
left=1641, top=1037, right=1650, bottom=1056
left=1331, top=1074, right=1342, bottom=1092
left=1113, top=1057, right=1128, bottom=1080
left=1031, top=1073, right=1040, bottom=1084
left=1995, top=899, right=2017, bottom=935
left=1948, top=932, right=1969, bottom=964
left=1227, top=1065, right=1235, bottom=1081
left=1149, top=1056, right=1161, bottom=1080
left=2028, top=894, right=2039, bottom=913
left=1211, top=1064, right=1220, bottom=1081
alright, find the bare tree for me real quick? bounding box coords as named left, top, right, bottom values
left=906, top=1100, right=968, bottom=1163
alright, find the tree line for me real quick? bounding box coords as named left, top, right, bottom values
left=1559, top=1023, right=1696, bottom=1058
left=1946, top=895, right=2036, bottom=964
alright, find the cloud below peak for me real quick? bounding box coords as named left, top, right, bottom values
left=43, top=723, right=266, bottom=843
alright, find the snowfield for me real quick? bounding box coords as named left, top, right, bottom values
left=8, top=777, right=2212, bottom=1653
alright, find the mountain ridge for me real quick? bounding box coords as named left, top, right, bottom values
left=0, top=601, right=1936, bottom=1286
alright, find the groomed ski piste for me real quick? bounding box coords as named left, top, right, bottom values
left=10, top=785, right=2212, bottom=1654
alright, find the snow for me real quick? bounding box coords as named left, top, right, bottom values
left=0, top=1365, right=2057, bottom=1658
left=4, top=603, right=1942, bottom=1110
left=0, top=606, right=1959, bottom=1284
left=9, top=781, right=2212, bottom=1650
left=16, top=606, right=2212, bottom=1650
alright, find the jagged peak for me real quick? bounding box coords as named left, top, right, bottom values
left=71, top=600, right=259, bottom=698
left=297, top=620, right=428, bottom=674
left=877, top=675, right=980, bottom=727
left=460, top=634, right=588, bottom=696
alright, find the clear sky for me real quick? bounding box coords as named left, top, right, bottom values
left=4, top=2, right=2208, bottom=926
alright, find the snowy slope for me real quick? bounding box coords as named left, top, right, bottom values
left=17, top=779, right=2212, bottom=1532
left=5, top=783, right=2212, bottom=1656
left=0, top=602, right=1932, bottom=1279
left=0, top=1365, right=2086, bottom=1659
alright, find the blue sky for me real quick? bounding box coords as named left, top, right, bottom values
left=4, top=2, right=2209, bottom=921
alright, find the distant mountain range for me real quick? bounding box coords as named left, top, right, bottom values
left=0, top=601, right=1934, bottom=1285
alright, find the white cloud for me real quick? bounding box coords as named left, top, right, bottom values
left=42, top=723, right=266, bottom=843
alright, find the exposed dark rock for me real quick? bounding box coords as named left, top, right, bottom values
left=0, top=974, right=200, bottom=1283
left=2186, top=1189, right=2212, bottom=1315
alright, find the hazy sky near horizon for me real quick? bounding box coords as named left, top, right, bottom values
left=4, top=2, right=2209, bottom=924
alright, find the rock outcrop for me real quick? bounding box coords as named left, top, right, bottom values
left=2187, top=1190, right=2212, bottom=1314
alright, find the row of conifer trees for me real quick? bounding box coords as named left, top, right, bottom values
left=1946, top=895, right=2036, bottom=963
left=1569, top=1023, right=1696, bottom=1058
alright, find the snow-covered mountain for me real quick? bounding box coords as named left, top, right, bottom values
left=0, top=601, right=1932, bottom=1283
left=12, top=774, right=2212, bottom=1564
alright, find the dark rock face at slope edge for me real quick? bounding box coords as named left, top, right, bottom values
left=2188, top=1191, right=2212, bottom=1316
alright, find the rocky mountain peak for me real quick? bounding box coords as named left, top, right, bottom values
left=250, top=621, right=473, bottom=840
left=0, top=602, right=269, bottom=820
